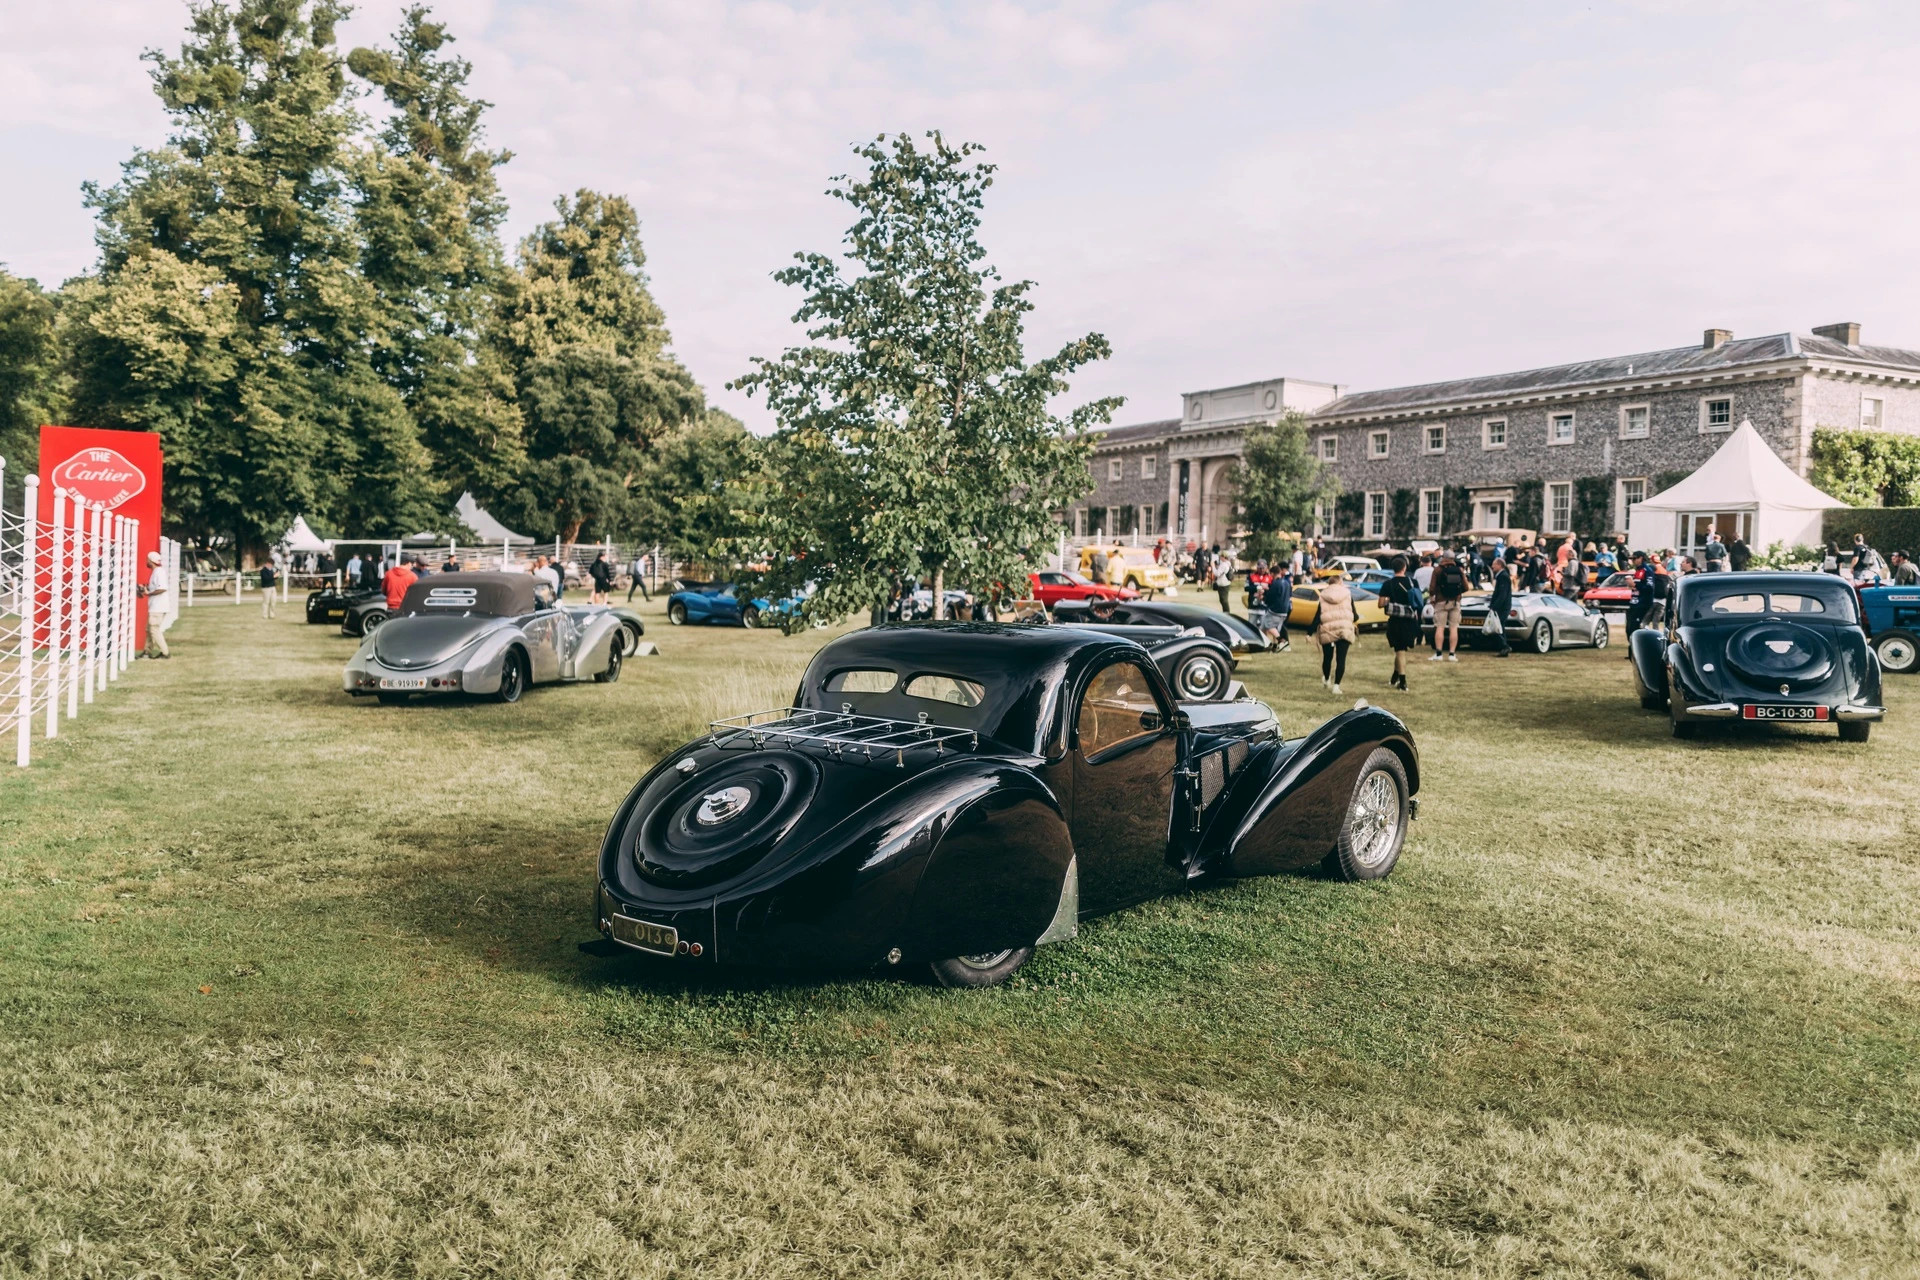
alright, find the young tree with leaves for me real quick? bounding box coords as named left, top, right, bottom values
left=734, top=132, right=1115, bottom=625
left=1229, top=413, right=1339, bottom=562
left=0, top=268, right=65, bottom=505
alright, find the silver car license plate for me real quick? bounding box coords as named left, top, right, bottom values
left=1743, top=704, right=1827, bottom=721
left=609, top=913, right=678, bottom=956
left=379, top=677, right=429, bottom=690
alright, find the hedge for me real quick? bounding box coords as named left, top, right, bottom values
left=1824, top=507, right=1920, bottom=556
left=1811, top=429, right=1920, bottom=506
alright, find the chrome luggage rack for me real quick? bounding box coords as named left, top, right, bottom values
left=709, top=707, right=978, bottom=767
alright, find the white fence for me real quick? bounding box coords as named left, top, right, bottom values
left=1, top=455, right=179, bottom=767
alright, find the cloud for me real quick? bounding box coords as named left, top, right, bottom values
left=5, top=0, right=1920, bottom=431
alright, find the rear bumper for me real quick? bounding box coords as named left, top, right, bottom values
left=1685, top=701, right=1884, bottom=722
left=1835, top=704, right=1886, bottom=721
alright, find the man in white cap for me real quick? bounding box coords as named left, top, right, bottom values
left=138, top=550, right=171, bottom=658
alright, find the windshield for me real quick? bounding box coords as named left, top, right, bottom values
left=1684, top=582, right=1857, bottom=625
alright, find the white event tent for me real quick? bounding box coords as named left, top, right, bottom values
left=1627, top=420, right=1848, bottom=556
left=275, top=514, right=332, bottom=555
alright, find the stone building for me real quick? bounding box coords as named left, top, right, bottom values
left=1068, top=324, right=1920, bottom=555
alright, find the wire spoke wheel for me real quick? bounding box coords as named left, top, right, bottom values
left=1328, top=748, right=1409, bottom=881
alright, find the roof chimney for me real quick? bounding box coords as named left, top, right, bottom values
left=1702, top=328, right=1732, bottom=350
left=1812, top=321, right=1861, bottom=346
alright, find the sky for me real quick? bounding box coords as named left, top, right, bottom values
left=4, top=0, right=1919, bottom=433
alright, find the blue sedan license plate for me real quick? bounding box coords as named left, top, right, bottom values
left=610, top=913, right=678, bottom=956
left=1743, top=704, right=1827, bottom=721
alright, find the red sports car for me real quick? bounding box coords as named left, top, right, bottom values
left=1582, top=571, right=1635, bottom=610
left=1027, top=570, right=1139, bottom=608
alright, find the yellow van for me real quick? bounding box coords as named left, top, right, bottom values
left=1076, top=544, right=1174, bottom=596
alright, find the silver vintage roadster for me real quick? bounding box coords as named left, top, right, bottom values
left=343, top=572, right=627, bottom=705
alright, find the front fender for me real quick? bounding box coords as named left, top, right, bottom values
left=1212, top=706, right=1418, bottom=877
left=1630, top=627, right=1667, bottom=700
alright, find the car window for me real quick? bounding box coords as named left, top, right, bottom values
left=1692, top=588, right=1849, bottom=622
left=1294, top=586, right=1318, bottom=602
left=1037, top=572, right=1067, bottom=586
left=904, top=674, right=985, bottom=707
left=1062, top=572, right=1093, bottom=586
left=825, top=668, right=899, bottom=694
left=1076, top=661, right=1161, bottom=757
left=1767, top=594, right=1826, bottom=614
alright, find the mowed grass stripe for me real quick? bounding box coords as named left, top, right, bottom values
left=1, top=600, right=1916, bottom=1276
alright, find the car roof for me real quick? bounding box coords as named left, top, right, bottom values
left=397, top=571, right=536, bottom=617
left=795, top=623, right=1156, bottom=756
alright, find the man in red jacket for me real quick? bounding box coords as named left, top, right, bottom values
left=383, top=555, right=418, bottom=610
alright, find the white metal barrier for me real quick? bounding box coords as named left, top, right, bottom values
left=3, top=454, right=179, bottom=767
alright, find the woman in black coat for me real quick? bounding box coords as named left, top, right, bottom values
left=1486, top=563, right=1514, bottom=657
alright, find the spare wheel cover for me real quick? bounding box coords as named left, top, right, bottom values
left=632, top=753, right=818, bottom=889
left=1724, top=622, right=1834, bottom=687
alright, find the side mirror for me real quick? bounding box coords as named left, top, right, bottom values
left=1139, top=711, right=1162, bottom=732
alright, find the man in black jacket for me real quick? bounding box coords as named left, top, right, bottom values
left=1486, top=561, right=1514, bottom=657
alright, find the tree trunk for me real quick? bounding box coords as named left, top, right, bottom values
left=932, top=564, right=945, bottom=621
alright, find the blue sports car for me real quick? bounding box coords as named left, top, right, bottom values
left=666, top=582, right=812, bottom=629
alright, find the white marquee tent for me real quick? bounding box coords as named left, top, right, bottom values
left=455, top=491, right=533, bottom=546
left=1627, top=420, right=1848, bottom=556
left=275, top=514, right=331, bottom=555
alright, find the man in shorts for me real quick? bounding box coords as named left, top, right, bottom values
left=1427, top=549, right=1468, bottom=662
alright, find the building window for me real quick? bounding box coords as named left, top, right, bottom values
left=1074, top=508, right=1088, bottom=537
left=1701, top=397, right=1732, bottom=432
left=1312, top=499, right=1331, bottom=538
left=1139, top=505, right=1155, bottom=536
left=1619, top=477, right=1646, bottom=527
left=1369, top=430, right=1390, bottom=459
left=1547, top=482, right=1572, bottom=534
left=1319, top=435, right=1338, bottom=461
left=1862, top=396, right=1884, bottom=429
left=1483, top=418, right=1507, bottom=449
left=1420, top=488, right=1442, bottom=536
left=1549, top=412, right=1575, bottom=445
left=1108, top=458, right=1123, bottom=482
left=1367, top=492, right=1387, bottom=539
left=1105, top=506, right=1119, bottom=533
left=1620, top=404, right=1650, bottom=439
left=1425, top=424, right=1446, bottom=454
left=1141, top=454, right=1157, bottom=479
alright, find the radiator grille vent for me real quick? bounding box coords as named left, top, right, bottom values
left=1199, top=750, right=1226, bottom=809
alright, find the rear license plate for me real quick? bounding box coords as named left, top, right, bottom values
left=1743, top=704, right=1828, bottom=721
left=378, top=677, right=429, bottom=690
left=609, top=914, right=679, bottom=956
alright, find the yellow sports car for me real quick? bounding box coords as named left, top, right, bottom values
left=1288, top=582, right=1387, bottom=631
left=1076, top=545, right=1174, bottom=595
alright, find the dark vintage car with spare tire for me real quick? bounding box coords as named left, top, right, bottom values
left=587, top=622, right=1421, bottom=986
left=1630, top=571, right=1884, bottom=741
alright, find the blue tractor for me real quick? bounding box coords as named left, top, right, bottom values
left=1859, top=584, right=1920, bottom=675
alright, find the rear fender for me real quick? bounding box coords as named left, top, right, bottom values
left=568, top=613, right=623, bottom=679
left=458, top=633, right=523, bottom=694
left=1212, top=706, right=1417, bottom=876
left=721, top=760, right=1070, bottom=969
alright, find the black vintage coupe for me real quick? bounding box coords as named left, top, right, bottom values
left=1630, top=571, right=1885, bottom=741
left=590, top=623, right=1419, bottom=986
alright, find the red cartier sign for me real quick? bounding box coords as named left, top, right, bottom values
left=37, top=426, right=165, bottom=638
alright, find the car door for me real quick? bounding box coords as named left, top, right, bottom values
left=520, top=601, right=566, bottom=682
left=1069, top=658, right=1183, bottom=915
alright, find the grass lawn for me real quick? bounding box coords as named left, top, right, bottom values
left=1, top=595, right=1916, bottom=1278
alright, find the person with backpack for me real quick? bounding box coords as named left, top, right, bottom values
left=1560, top=550, right=1588, bottom=600
left=1428, top=549, right=1468, bottom=662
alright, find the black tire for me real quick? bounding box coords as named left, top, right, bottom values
left=1671, top=716, right=1696, bottom=739
left=494, top=649, right=527, bottom=704
left=361, top=610, right=389, bottom=633
left=667, top=601, right=688, bottom=626
left=1325, top=747, right=1409, bottom=882
left=1839, top=720, right=1871, bottom=743
left=740, top=604, right=760, bottom=630
left=929, top=946, right=1034, bottom=989
left=1530, top=619, right=1553, bottom=654
left=376, top=691, right=409, bottom=706
left=1172, top=651, right=1229, bottom=701
left=594, top=644, right=623, bottom=683
left=1872, top=630, right=1918, bottom=675
left=1591, top=619, right=1609, bottom=650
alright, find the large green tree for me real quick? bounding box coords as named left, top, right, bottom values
left=484, top=191, right=703, bottom=543
left=733, top=132, right=1115, bottom=625
left=628, top=409, right=753, bottom=560
left=67, top=0, right=517, bottom=546
left=1228, top=413, right=1338, bottom=561
left=0, top=268, right=65, bottom=505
